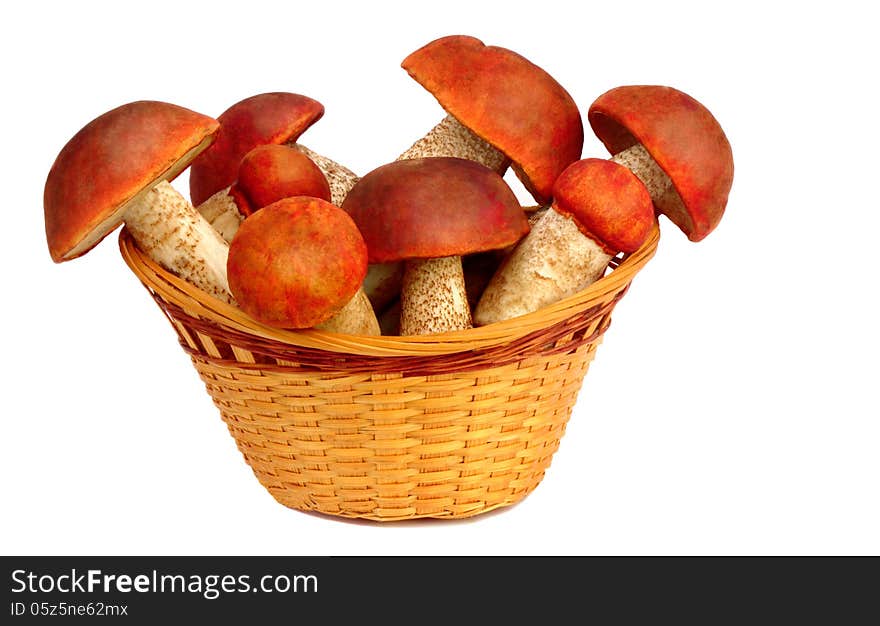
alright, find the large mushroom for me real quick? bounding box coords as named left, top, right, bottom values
left=399, top=35, right=584, bottom=204
left=474, top=159, right=655, bottom=325
left=191, top=92, right=359, bottom=238
left=588, top=85, right=734, bottom=241
left=227, top=197, right=379, bottom=335
left=44, top=100, right=234, bottom=304
left=342, top=157, right=529, bottom=335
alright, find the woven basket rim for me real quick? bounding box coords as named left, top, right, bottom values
left=118, top=223, right=659, bottom=358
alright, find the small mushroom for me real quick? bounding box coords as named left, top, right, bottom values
left=227, top=197, right=379, bottom=335
left=474, top=159, right=655, bottom=325
left=229, top=144, right=331, bottom=217
left=202, top=144, right=332, bottom=242
left=342, top=157, right=529, bottom=335
left=190, top=92, right=359, bottom=234
left=44, top=100, right=234, bottom=304
left=588, top=85, right=734, bottom=241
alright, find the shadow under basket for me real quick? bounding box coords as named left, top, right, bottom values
left=119, top=225, right=659, bottom=522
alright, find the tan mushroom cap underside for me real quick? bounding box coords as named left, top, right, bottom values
left=44, top=100, right=219, bottom=262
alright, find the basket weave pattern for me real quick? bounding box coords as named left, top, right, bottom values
left=119, top=226, right=659, bottom=521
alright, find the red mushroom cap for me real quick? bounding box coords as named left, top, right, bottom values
left=588, top=85, right=734, bottom=241
left=553, top=159, right=655, bottom=255
left=228, top=144, right=331, bottom=216
left=341, top=157, right=529, bottom=263
left=402, top=35, right=584, bottom=205
left=44, top=100, right=218, bottom=263
left=227, top=197, right=367, bottom=329
left=188, top=92, right=324, bottom=206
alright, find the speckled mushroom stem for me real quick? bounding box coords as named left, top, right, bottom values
left=398, top=114, right=508, bottom=173
left=370, top=115, right=509, bottom=317
left=124, top=181, right=235, bottom=305
left=315, top=287, right=380, bottom=335
left=197, top=146, right=359, bottom=244
left=399, top=256, right=472, bottom=335
left=474, top=208, right=610, bottom=326
left=611, top=144, right=674, bottom=207
left=289, top=143, right=360, bottom=206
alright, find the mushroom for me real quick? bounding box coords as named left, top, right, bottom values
left=202, top=143, right=332, bottom=242
left=227, top=197, right=379, bottom=335
left=474, top=159, right=655, bottom=325
left=44, top=100, right=234, bottom=304
left=362, top=35, right=586, bottom=317
left=190, top=92, right=359, bottom=236
left=342, top=157, right=529, bottom=335
left=399, top=35, right=584, bottom=204
left=229, top=144, right=331, bottom=217
left=588, top=85, right=734, bottom=241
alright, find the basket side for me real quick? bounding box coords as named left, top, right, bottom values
left=189, top=318, right=605, bottom=520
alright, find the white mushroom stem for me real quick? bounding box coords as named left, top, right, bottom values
left=289, top=143, right=360, bottom=206
left=611, top=143, right=676, bottom=206
left=315, top=287, right=380, bottom=335
left=124, top=180, right=235, bottom=304
left=399, top=256, right=472, bottom=336
left=196, top=189, right=242, bottom=242
left=196, top=145, right=360, bottom=243
left=474, top=208, right=609, bottom=326
left=398, top=114, right=508, bottom=173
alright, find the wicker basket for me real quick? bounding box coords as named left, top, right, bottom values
left=119, top=224, right=659, bottom=521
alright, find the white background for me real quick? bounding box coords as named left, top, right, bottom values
left=3, top=1, right=877, bottom=556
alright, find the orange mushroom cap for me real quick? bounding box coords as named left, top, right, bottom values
left=227, top=197, right=367, bottom=329
left=44, top=100, right=218, bottom=262
left=588, top=85, right=734, bottom=241
left=402, top=35, right=584, bottom=205
left=228, top=144, right=331, bottom=216
left=552, top=159, right=655, bottom=255
left=189, top=92, right=324, bottom=206
left=341, top=157, right=529, bottom=264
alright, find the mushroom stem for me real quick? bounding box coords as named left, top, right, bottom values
left=612, top=143, right=701, bottom=238
left=400, top=256, right=472, bottom=335
left=474, top=208, right=609, bottom=326
left=124, top=181, right=234, bottom=304
left=315, top=287, right=380, bottom=335
left=289, top=143, right=360, bottom=206
left=611, top=143, right=674, bottom=204
left=398, top=114, right=509, bottom=173
left=197, top=189, right=243, bottom=242
left=369, top=115, right=510, bottom=314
